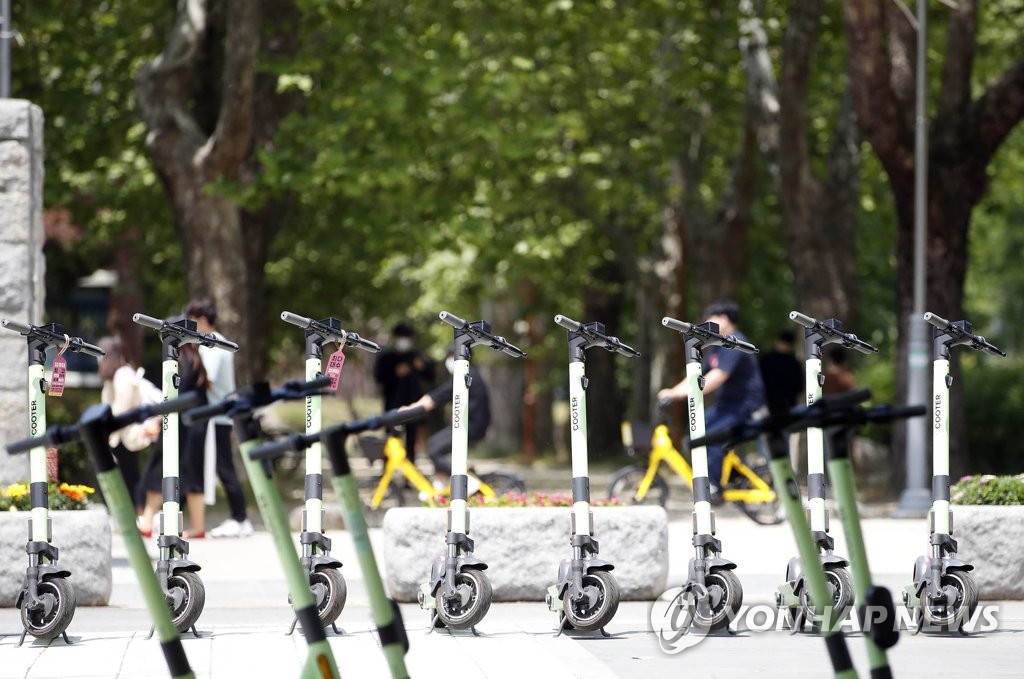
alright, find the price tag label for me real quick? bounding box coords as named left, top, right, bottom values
left=48, top=355, right=67, bottom=397
left=325, top=350, right=346, bottom=391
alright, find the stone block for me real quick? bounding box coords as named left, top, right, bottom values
left=382, top=506, right=669, bottom=602
left=0, top=100, right=38, bottom=141
left=0, top=507, right=113, bottom=606
left=953, top=505, right=1024, bottom=600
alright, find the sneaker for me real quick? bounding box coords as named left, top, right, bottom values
left=237, top=519, right=254, bottom=537
left=210, top=519, right=240, bottom=538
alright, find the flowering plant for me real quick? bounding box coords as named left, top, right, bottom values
left=951, top=474, right=1024, bottom=506
left=0, top=482, right=95, bottom=511
left=427, top=491, right=623, bottom=508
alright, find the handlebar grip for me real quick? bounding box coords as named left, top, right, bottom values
left=789, top=311, right=816, bottom=329
left=975, top=337, right=1007, bottom=358
left=151, top=392, right=205, bottom=418
left=376, top=405, right=429, bottom=429
left=72, top=339, right=106, bottom=358
left=923, top=312, right=950, bottom=330
left=182, top=401, right=231, bottom=426
left=280, top=311, right=312, bottom=329
left=726, top=336, right=759, bottom=354
left=1, top=319, right=33, bottom=334
left=132, top=313, right=164, bottom=330
left=439, top=311, right=467, bottom=329
left=864, top=404, right=927, bottom=423
left=845, top=335, right=879, bottom=354
left=248, top=433, right=311, bottom=462
left=203, top=334, right=240, bottom=352
left=820, top=388, right=872, bottom=410
left=554, top=315, right=582, bottom=332
left=346, top=332, right=382, bottom=353
left=661, top=317, right=692, bottom=334
left=490, top=335, right=526, bottom=358
left=614, top=341, right=641, bottom=358
left=7, top=433, right=50, bottom=454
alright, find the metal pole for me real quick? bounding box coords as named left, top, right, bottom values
left=898, top=0, right=932, bottom=514
left=0, top=0, right=11, bottom=98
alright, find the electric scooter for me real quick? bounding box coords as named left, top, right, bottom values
left=1, top=318, right=105, bottom=645
left=660, top=317, right=755, bottom=633
left=545, top=314, right=639, bottom=635
left=133, top=312, right=238, bottom=634
left=903, top=312, right=1005, bottom=633
left=250, top=406, right=430, bottom=679
left=417, top=311, right=526, bottom=632
left=183, top=379, right=341, bottom=678
left=7, top=392, right=204, bottom=678
left=280, top=310, right=382, bottom=630
left=780, top=311, right=878, bottom=630
left=693, top=390, right=924, bottom=678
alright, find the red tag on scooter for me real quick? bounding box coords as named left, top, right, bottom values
left=48, top=355, right=67, bottom=397
left=325, top=350, right=346, bottom=391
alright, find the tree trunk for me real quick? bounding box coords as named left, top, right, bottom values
left=581, top=258, right=628, bottom=460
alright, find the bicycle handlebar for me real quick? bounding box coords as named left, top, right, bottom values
left=924, top=312, right=1006, bottom=357
left=789, top=310, right=878, bottom=354
left=6, top=392, right=203, bottom=454
left=133, top=313, right=240, bottom=352
left=662, top=316, right=758, bottom=355
left=2, top=319, right=106, bottom=357
left=248, top=405, right=430, bottom=462
left=556, top=315, right=640, bottom=357
left=280, top=311, right=381, bottom=353
left=440, top=311, right=527, bottom=358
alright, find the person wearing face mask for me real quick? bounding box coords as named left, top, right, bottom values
left=374, top=322, right=435, bottom=460
left=405, top=347, right=491, bottom=487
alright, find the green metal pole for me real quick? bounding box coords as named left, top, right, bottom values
left=96, top=468, right=194, bottom=679
left=769, top=454, right=858, bottom=679
left=237, top=437, right=340, bottom=679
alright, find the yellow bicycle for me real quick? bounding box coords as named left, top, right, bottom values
left=356, top=427, right=526, bottom=510
left=608, top=407, right=784, bottom=525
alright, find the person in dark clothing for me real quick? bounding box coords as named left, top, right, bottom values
left=374, top=322, right=435, bottom=460
left=404, top=348, right=491, bottom=480
left=823, top=346, right=857, bottom=395
left=658, top=300, right=767, bottom=490
left=759, top=329, right=804, bottom=417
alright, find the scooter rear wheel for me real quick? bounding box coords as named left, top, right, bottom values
left=607, top=465, right=669, bottom=506
left=921, top=570, right=978, bottom=631
left=437, top=569, right=492, bottom=630
left=168, top=571, right=206, bottom=633
left=800, top=566, right=854, bottom=630
left=563, top=570, right=620, bottom=632
left=693, top=570, right=742, bottom=631
left=311, top=567, right=347, bottom=626
left=20, top=577, right=76, bottom=640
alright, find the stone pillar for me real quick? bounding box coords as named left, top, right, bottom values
left=0, top=100, right=45, bottom=484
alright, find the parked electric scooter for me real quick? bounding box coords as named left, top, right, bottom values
left=183, top=379, right=341, bottom=677
left=280, top=310, right=382, bottom=630
left=780, top=311, right=878, bottom=630
left=545, top=315, right=639, bottom=636
left=660, top=316, right=755, bottom=632
left=2, top=318, right=105, bottom=645
left=133, top=312, right=238, bottom=634
left=7, top=392, right=204, bottom=678
left=692, top=390, right=924, bottom=678
left=417, top=311, right=526, bottom=633
left=903, top=312, right=1005, bottom=633
left=250, top=406, right=429, bottom=679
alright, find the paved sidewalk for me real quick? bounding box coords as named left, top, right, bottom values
left=2, top=516, right=1022, bottom=678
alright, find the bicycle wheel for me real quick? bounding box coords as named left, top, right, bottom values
left=733, top=459, right=785, bottom=525
left=607, top=464, right=669, bottom=506
left=478, top=471, right=526, bottom=496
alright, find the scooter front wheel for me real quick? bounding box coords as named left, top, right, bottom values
left=311, top=567, right=347, bottom=626
left=800, top=566, right=854, bottom=630
left=20, top=577, right=77, bottom=640
left=921, top=570, right=978, bottom=631
left=437, top=569, right=492, bottom=630
left=693, top=570, right=742, bottom=631
left=607, top=465, right=668, bottom=506
left=168, top=571, right=206, bottom=633
left=563, top=570, right=620, bottom=632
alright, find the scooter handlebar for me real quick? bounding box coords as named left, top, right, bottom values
left=248, top=432, right=316, bottom=461
left=862, top=403, right=927, bottom=424
left=554, top=315, right=582, bottom=332
left=923, top=312, right=950, bottom=330
left=344, top=332, right=382, bottom=353
left=280, top=311, right=312, bottom=329
left=789, top=311, right=816, bottom=329
left=661, top=317, right=692, bottom=334
left=724, top=336, right=759, bottom=354
left=6, top=425, right=77, bottom=454
left=975, top=337, right=1007, bottom=358
left=1, top=318, right=33, bottom=334
left=132, top=313, right=164, bottom=330
left=182, top=402, right=231, bottom=426
left=924, top=312, right=1007, bottom=357
left=202, top=334, right=239, bottom=352
left=439, top=311, right=467, bottom=329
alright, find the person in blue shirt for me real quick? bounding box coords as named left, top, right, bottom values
left=658, top=300, right=767, bottom=497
